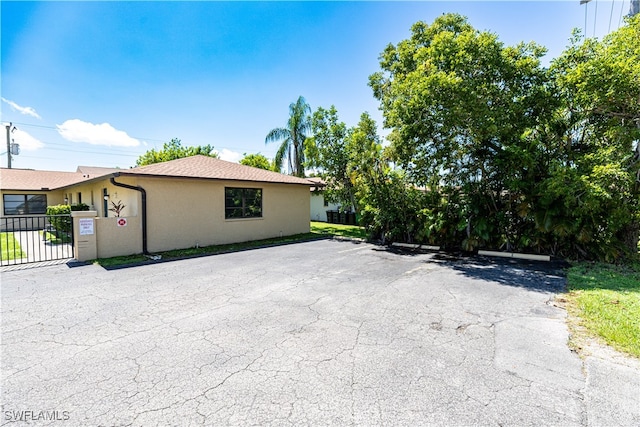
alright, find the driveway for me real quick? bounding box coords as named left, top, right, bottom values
left=1, top=239, right=639, bottom=426
left=1, top=230, right=73, bottom=267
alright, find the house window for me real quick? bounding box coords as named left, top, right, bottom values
left=3, top=194, right=47, bottom=215
left=225, top=188, right=262, bottom=219
left=324, top=198, right=329, bottom=207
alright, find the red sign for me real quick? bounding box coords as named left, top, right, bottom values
left=117, top=218, right=127, bottom=227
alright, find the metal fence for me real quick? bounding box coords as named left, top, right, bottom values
left=0, top=215, right=74, bottom=266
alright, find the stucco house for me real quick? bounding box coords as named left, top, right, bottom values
left=1, top=156, right=312, bottom=258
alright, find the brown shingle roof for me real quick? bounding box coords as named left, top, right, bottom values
left=1, top=156, right=314, bottom=191
left=119, top=155, right=313, bottom=185
left=0, top=168, right=91, bottom=191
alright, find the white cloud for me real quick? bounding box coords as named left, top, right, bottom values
left=1, top=97, right=41, bottom=119
left=57, top=119, right=140, bottom=147
left=11, top=128, right=45, bottom=151
left=216, top=148, right=243, bottom=163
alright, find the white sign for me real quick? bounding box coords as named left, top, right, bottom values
left=79, top=218, right=94, bottom=235
left=117, top=218, right=127, bottom=227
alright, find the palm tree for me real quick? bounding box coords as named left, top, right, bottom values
left=265, top=96, right=311, bottom=177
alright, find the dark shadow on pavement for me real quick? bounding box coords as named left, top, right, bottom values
left=387, top=246, right=569, bottom=293
left=436, top=255, right=569, bottom=293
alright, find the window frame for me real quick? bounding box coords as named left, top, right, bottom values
left=2, top=194, right=48, bottom=216
left=224, top=187, right=263, bottom=220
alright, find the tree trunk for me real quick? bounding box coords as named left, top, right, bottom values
left=618, top=221, right=640, bottom=258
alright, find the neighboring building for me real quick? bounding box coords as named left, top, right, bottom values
left=76, top=165, right=122, bottom=177
left=307, top=177, right=341, bottom=222
left=1, top=156, right=313, bottom=257
left=0, top=168, right=91, bottom=215
left=0, top=166, right=123, bottom=215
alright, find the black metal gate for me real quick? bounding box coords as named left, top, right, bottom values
left=0, top=215, right=74, bottom=266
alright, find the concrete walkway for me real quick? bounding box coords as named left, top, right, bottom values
left=1, top=239, right=638, bottom=426
left=1, top=230, right=72, bottom=266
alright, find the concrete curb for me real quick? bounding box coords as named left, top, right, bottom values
left=478, top=250, right=551, bottom=262
left=330, top=235, right=367, bottom=243
left=390, top=242, right=551, bottom=262
left=391, top=242, right=441, bottom=251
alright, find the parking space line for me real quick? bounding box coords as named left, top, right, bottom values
left=337, top=245, right=370, bottom=254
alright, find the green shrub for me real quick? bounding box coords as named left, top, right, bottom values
left=46, top=205, right=72, bottom=234
left=70, top=203, right=90, bottom=211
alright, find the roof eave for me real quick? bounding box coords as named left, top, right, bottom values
left=52, top=173, right=118, bottom=191
left=115, top=171, right=315, bottom=186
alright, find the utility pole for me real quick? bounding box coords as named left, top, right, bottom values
left=5, top=122, right=11, bottom=169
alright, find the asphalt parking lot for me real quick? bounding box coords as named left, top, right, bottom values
left=2, top=239, right=639, bottom=426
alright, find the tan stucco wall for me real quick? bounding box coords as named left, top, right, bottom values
left=71, top=211, right=142, bottom=261
left=138, top=177, right=310, bottom=252
left=61, top=179, right=139, bottom=218
left=72, top=211, right=98, bottom=262
left=95, top=216, right=143, bottom=258
left=37, top=175, right=310, bottom=257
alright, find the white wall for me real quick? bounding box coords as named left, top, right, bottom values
left=310, top=192, right=340, bottom=222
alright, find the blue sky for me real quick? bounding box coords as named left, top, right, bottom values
left=1, top=1, right=633, bottom=172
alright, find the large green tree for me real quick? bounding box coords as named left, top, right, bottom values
left=347, top=112, right=424, bottom=243
left=368, top=13, right=639, bottom=259
left=369, top=13, right=552, bottom=252
left=136, top=138, right=218, bottom=166
left=308, top=106, right=353, bottom=210
left=543, top=16, right=640, bottom=258
left=239, top=153, right=273, bottom=171
left=265, top=96, right=312, bottom=177
left=370, top=14, right=551, bottom=186
left=309, top=106, right=421, bottom=242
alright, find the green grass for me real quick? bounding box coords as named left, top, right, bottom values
left=0, top=232, right=27, bottom=260
left=93, top=254, right=148, bottom=268
left=91, top=232, right=324, bottom=268
left=39, top=230, right=71, bottom=244
left=565, top=261, right=640, bottom=358
left=310, top=221, right=367, bottom=239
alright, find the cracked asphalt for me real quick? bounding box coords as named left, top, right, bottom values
left=2, top=239, right=639, bottom=426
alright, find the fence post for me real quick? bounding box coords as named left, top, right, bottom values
left=72, top=211, right=98, bottom=262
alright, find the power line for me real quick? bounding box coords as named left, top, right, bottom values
left=4, top=122, right=55, bottom=130
left=593, top=0, right=599, bottom=38
left=38, top=140, right=144, bottom=155
left=8, top=120, right=271, bottom=156
left=38, top=147, right=140, bottom=157
left=9, top=121, right=168, bottom=144
left=22, top=138, right=276, bottom=161
left=583, top=0, right=590, bottom=37
left=609, top=0, right=616, bottom=33
left=581, top=0, right=634, bottom=39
